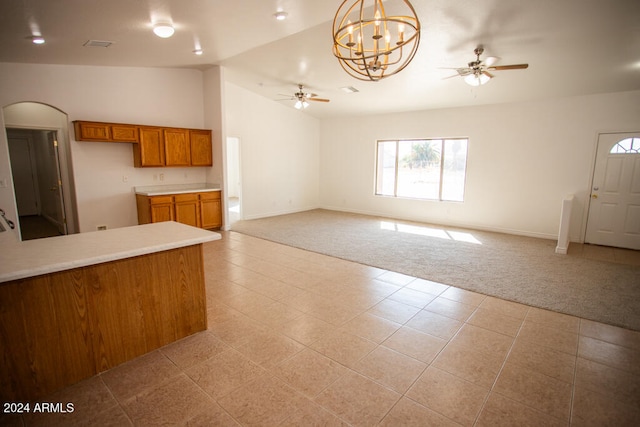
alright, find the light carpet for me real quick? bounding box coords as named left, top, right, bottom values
left=232, top=209, right=640, bottom=331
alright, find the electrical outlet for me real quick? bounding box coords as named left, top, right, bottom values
left=122, top=175, right=128, bottom=182
left=159, top=173, right=164, bottom=181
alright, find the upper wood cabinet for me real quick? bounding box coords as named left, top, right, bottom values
left=164, top=128, right=191, bottom=167
left=135, top=127, right=165, bottom=167
left=74, top=121, right=138, bottom=143
left=74, top=120, right=212, bottom=168
left=111, top=124, right=139, bottom=142
left=190, top=130, right=213, bottom=166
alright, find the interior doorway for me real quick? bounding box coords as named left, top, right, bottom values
left=226, top=136, right=241, bottom=227
left=3, top=101, right=77, bottom=240
left=585, top=132, right=640, bottom=250
left=7, top=128, right=67, bottom=239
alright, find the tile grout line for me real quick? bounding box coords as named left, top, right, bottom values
left=470, top=305, right=529, bottom=426
left=98, top=374, right=135, bottom=426
left=567, top=318, right=583, bottom=427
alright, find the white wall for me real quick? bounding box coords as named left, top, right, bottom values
left=0, top=62, right=215, bottom=233
left=2, top=60, right=636, bottom=242
left=320, top=91, right=640, bottom=241
left=203, top=66, right=225, bottom=189
left=225, top=82, right=320, bottom=220
left=226, top=137, right=241, bottom=198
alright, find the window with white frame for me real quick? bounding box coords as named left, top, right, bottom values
left=375, top=138, right=468, bottom=201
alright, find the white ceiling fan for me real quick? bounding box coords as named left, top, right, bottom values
left=278, top=84, right=330, bottom=109
left=444, top=46, right=529, bottom=86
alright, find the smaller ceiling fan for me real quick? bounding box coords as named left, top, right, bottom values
left=278, top=84, right=330, bottom=109
left=444, top=46, right=529, bottom=86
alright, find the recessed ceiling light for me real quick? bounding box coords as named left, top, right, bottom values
left=193, top=49, right=203, bottom=55
left=273, top=11, right=288, bottom=21
left=153, top=23, right=174, bottom=38
left=30, top=35, right=45, bottom=45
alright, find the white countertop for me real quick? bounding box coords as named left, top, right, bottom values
left=135, top=183, right=221, bottom=196
left=0, top=222, right=220, bottom=283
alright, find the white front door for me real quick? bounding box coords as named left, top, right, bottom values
left=585, top=133, right=640, bottom=249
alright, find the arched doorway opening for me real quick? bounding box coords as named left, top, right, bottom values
left=3, top=102, right=78, bottom=240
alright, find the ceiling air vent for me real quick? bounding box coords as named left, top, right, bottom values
left=83, top=40, right=114, bottom=48
left=340, top=86, right=359, bottom=94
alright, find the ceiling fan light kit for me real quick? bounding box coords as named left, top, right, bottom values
left=464, top=72, right=491, bottom=86
left=279, top=84, right=330, bottom=110
left=450, top=46, right=529, bottom=86
left=294, top=100, right=309, bottom=110
left=332, top=0, right=421, bottom=81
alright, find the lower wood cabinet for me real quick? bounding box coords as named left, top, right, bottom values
left=174, top=193, right=200, bottom=227
left=149, top=195, right=174, bottom=222
left=136, top=191, right=221, bottom=229
left=200, top=192, right=222, bottom=229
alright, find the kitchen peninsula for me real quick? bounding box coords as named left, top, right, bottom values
left=0, top=222, right=219, bottom=401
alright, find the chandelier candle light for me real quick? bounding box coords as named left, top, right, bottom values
left=332, top=0, right=421, bottom=81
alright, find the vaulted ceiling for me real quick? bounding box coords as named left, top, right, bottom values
left=1, top=0, right=639, bottom=118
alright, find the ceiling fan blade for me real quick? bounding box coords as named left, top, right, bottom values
left=456, top=67, right=473, bottom=76
left=307, top=97, right=330, bottom=103
left=483, top=71, right=494, bottom=79
left=442, top=74, right=460, bottom=80
left=489, top=64, right=529, bottom=71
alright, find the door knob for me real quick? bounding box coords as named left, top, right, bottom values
left=592, top=194, right=598, bottom=199
left=50, top=186, right=57, bottom=191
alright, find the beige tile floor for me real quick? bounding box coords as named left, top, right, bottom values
left=5, top=231, right=640, bottom=426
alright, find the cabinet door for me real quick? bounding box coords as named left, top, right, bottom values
left=174, top=194, right=200, bottom=227
left=149, top=196, right=174, bottom=223
left=136, top=127, right=165, bottom=167
left=111, top=125, right=139, bottom=142
left=200, top=192, right=221, bottom=229
left=164, top=128, right=191, bottom=166
left=74, top=121, right=111, bottom=141
left=190, top=130, right=213, bottom=166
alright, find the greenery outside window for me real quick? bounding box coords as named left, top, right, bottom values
left=375, top=138, right=468, bottom=201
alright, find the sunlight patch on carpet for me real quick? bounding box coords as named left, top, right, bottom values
left=380, top=221, right=482, bottom=245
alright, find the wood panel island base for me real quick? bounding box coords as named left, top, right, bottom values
left=0, top=222, right=219, bottom=401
